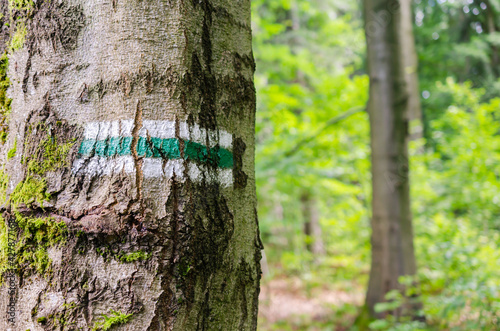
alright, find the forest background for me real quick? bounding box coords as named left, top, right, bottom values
left=253, top=0, right=500, bottom=330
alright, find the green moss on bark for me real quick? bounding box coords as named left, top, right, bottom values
left=0, top=212, right=67, bottom=280
left=9, top=20, right=26, bottom=51
left=0, top=168, right=8, bottom=205
left=7, top=137, right=15, bottom=158
left=8, top=0, right=33, bottom=11
left=91, top=310, right=133, bottom=331
left=6, top=0, right=33, bottom=51
left=118, top=250, right=151, bottom=263
left=0, top=127, right=76, bottom=278
left=0, top=217, right=8, bottom=276
left=11, top=133, right=75, bottom=209
left=15, top=213, right=67, bottom=274
left=90, top=245, right=152, bottom=264
left=0, top=52, right=10, bottom=143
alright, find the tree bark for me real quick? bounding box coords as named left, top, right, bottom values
left=0, top=0, right=262, bottom=330
left=363, top=0, right=417, bottom=317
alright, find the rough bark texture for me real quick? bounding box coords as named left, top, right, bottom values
left=363, top=0, right=417, bottom=317
left=0, top=0, right=262, bottom=330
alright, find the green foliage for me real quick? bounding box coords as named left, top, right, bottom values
left=368, top=289, right=426, bottom=331
left=91, top=310, right=133, bottom=331
left=408, top=82, right=500, bottom=329
left=253, top=0, right=370, bottom=263
left=360, top=79, right=500, bottom=330
left=415, top=0, right=500, bottom=123
left=253, top=2, right=373, bottom=329
left=254, top=1, right=500, bottom=331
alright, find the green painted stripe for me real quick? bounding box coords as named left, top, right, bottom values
left=119, top=137, right=133, bottom=156
left=184, top=141, right=208, bottom=163
left=214, top=147, right=234, bottom=169
left=161, top=138, right=181, bottom=159
left=78, top=137, right=232, bottom=168
left=78, top=139, right=96, bottom=155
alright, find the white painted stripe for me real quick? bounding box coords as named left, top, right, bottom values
left=97, top=121, right=111, bottom=140
left=110, top=120, right=120, bottom=137
left=190, top=123, right=207, bottom=145
left=72, top=156, right=135, bottom=177
left=178, top=122, right=232, bottom=149
left=71, top=158, right=86, bottom=174
left=142, top=158, right=164, bottom=178
left=85, top=157, right=103, bottom=177
left=140, top=120, right=176, bottom=139
left=82, top=120, right=233, bottom=150
left=219, top=131, right=232, bottom=149
left=178, top=122, right=189, bottom=142
left=163, top=159, right=185, bottom=180
left=187, top=162, right=203, bottom=181
left=208, top=130, right=218, bottom=149
left=218, top=169, right=233, bottom=187
left=84, top=122, right=100, bottom=140
left=84, top=120, right=134, bottom=140
left=186, top=163, right=233, bottom=187
left=109, top=156, right=135, bottom=175
left=72, top=157, right=233, bottom=187
left=120, top=120, right=134, bottom=137
left=178, top=123, right=212, bottom=146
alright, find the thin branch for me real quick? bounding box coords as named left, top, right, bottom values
left=283, top=106, right=365, bottom=158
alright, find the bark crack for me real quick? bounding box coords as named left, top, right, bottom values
left=132, top=100, right=144, bottom=202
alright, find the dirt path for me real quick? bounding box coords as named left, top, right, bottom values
left=258, top=276, right=364, bottom=329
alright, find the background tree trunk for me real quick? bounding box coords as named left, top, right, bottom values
left=300, top=191, right=325, bottom=256
left=399, top=0, right=423, bottom=140
left=0, top=0, right=262, bottom=330
left=484, top=0, right=499, bottom=78
left=363, top=0, right=417, bottom=317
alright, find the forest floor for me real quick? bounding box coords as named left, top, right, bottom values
left=258, top=270, right=365, bottom=331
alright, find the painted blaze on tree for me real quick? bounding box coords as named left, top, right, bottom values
left=73, top=119, right=234, bottom=184
left=0, top=0, right=261, bottom=330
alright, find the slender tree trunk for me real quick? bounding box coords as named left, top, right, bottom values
left=484, top=0, right=499, bottom=78
left=0, top=0, right=262, bottom=330
left=399, top=0, right=422, bottom=140
left=363, top=0, right=417, bottom=317
left=300, top=191, right=325, bottom=256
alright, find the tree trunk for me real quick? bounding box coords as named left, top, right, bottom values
left=300, top=191, right=325, bottom=256
left=363, top=0, right=417, bottom=317
left=399, top=0, right=423, bottom=140
left=484, top=0, right=499, bottom=78
left=0, top=0, right=262, bottom=330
